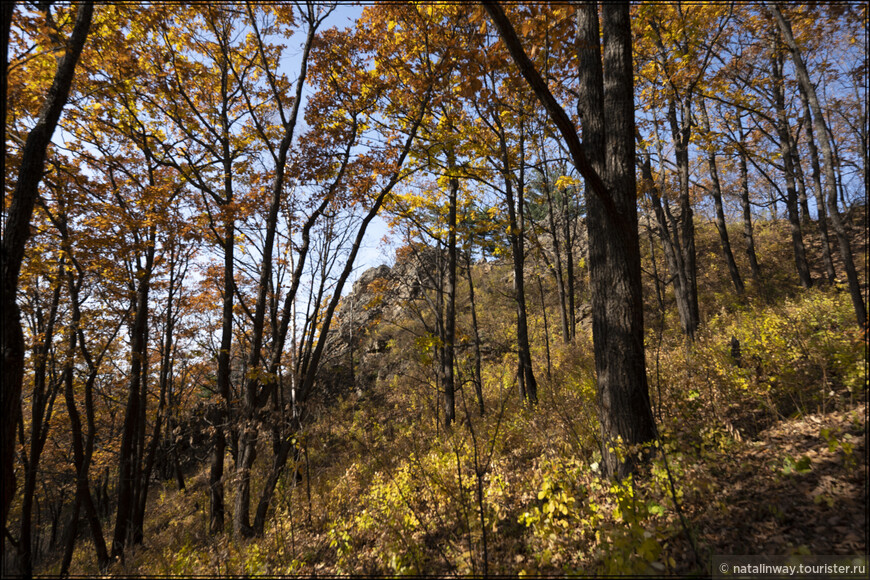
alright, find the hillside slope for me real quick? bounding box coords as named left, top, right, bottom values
left=49, top=213, right=867, bottom=577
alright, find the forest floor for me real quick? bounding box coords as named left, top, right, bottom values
left=92, top=397, right=866, bottom=577
left=680, top=403, right=866, bottom=569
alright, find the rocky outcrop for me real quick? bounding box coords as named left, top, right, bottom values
left=316, top=246, right=442, bottom=398
left=316, top=241, right=592, bottom=399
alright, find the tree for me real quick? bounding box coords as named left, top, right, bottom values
left=698, top=99, right=745, bottom=294
left=2, top=0, right=93, bottom=549
left=484, top=1, right=657, bottom=478
left=733, top=109, right=763, bottom=281
left=462, top=35, right=539, bottom=405
left=770, top=3, right=867, bottom=328
left=769, top=26, right=812, bottom=288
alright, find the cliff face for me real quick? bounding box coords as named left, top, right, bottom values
left=317, top=238, right=592, bottom=400
left=317, top=247, right=438, bottom=398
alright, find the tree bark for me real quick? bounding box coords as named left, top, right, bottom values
left=665, top=96, right=700, bottom=339
left=1, top=0, right=93, bottom=542
left=599, top=2, right=658, bottom=477
left=485, top=1, right=655, bottom=477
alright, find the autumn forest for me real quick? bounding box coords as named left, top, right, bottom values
left=2, top=2, right=867, bottom=577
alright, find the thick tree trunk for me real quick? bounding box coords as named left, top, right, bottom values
left=599, top=2, right=658, bottom=477
left=770, top=39, right=813, bottom=288
left=488, top=0, right=657, bottom=476
left=1, top=0, right=93, bottom=542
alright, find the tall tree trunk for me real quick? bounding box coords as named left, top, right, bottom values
left=515, top=136, right=538, bottom=405
left=1, top=1, right=93, bottom=542
left=494, top=116, right=537, bottom=404
left=132, top=244, right=181, bottom=543
left=543, top=170, right=571, bottom=342
left=598, top=2, right=658, bottom=477
left=771, top=4, right=866, bottom=327
left=64, top=265, right=110, bottom=572
left=19, top=264, right=63, bottom=577
left=699, top=100, right=744, bottom=294
left=210, top=138, right=236, bottom=537
left=441, top=152, right=459, bottom=427
left=111, top=236, right=155, bottom=558
left=488, top=0, right=656, bottom=477
left=465, top=246, right=485, bottom=416
left=666, top=97, right=700, bottom=339
left=561, top=188, right=576, bottom=340
left=770, top=35, right=813, bottom=288
left=131, top=295, right=150, bottom=545
left=735, top=111, right=762, bottom=280
left=798, top=82, right=836, bottom=283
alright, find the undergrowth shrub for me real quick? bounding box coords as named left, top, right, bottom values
left=655, top=289, right=864, bottom=440
left=328, top=441, right=485, bottom=575
left=515, top=452, right=691, bottom=576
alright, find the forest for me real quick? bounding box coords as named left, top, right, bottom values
left=1, top=1, right=867, bottom=577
